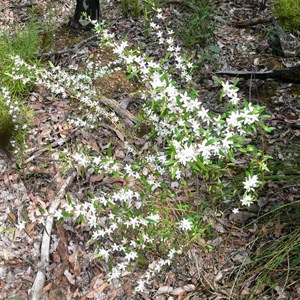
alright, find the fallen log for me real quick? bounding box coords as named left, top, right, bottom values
left=215, top=65, right=300, bottom=83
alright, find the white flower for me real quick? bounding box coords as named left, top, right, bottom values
left=229, top=92, right=240, bottom=105
left=226, top=110, right=242, bottom=128
left=125, top=250, right=138, bottom=262
left=98, top=248, right=110, bottom=261
left=175, top=143, right=197, bottom=166
left=241, top=194, right=253, bottom=206
left=157, top=12, right=165, bottom=19
left=232, top=208, right=239, bottom=214
left=147, top=213, right=160, bottom=223
left=93, top=156, right=102, bottom=165
left=222, top=81, right=232, bottom=96
left=150, top=22, right=159, bottom=30
left=113, top=41, right=128, bottom=55
left=54, top=209, right=63, bottom=219
left=222, top=81, right=239, bottom=99
left=16, top=221, right=26, bottom=231
left=179, top=218, right=193, bottom=231
left=242, top=109, right=259, bottom=125
left=243, top=174, right=259, bottom=192
left=108, top=267, right=121, bottom=281
left=168, top=248, right=176, bottom=259
left=135, top=279, right=146, bottom=292
left=150, top=72, right=165, bottom=89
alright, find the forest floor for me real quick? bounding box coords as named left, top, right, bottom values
left=0, top=0, right=299, bottom=299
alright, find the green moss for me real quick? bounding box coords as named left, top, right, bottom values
left=273, top=0, right=300, bottom=32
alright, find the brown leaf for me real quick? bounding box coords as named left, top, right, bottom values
left=85, top=290, right=95, bottom=299
left=52, top=252, right=61, bottom=263
left=108, top=288, right=121, bottom=300
left=89, top=139, right=100, bottom=152
left=42, top=282, right=52, bottom=293
left=26, top=221, right=37, bottom=238
left=73, top=257, right=81, bottom=275
left=114, top=128, right=125, bottom=141
left=46, top=189, right=56, bottom=202
left=285, top=113, right=298, bottom=121
left=90, top=173, right=104, bottom=183
left=57, top=224, right=69, bottom=262
left=115, top=149, right=125, bottom=159
left=178, top=292, right=188, bottom=300
left=95, top=283, right=109, bottom=292
left=7, top=212, right=17, bottom=224
left=40, top=128, right=52, bottom=138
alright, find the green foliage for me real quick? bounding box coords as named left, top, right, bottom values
left=0, top=21, right=40, bottom=62
left=0, top=21, right=40, bottom=95
left=238, top=202, right=300, bottom=298
left=0, top=21, right=40, bottom=155
left=273, top=0, right=300, bottom=32
left=121, top=0, right=162, bottom=18
left=179, top=0, right=215, bottom=48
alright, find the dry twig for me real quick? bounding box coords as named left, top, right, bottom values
left=40, top=34, right=100, bottom=59
left=66, top=88, right=138, bottom=127
left=29, top=169, right=76, bottom=300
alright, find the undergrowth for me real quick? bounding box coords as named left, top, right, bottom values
left=2, top=2, right=297, bottom=298
left=231, top=201, right=300, bottom=299
left=178, top=0, right=215, bottom=48
left=0, top=22, right=40, bottom=155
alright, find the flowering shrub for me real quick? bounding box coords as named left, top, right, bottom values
left=95, top=9, right=272, bottom=208
left=4, top=7, right=273, bottom=294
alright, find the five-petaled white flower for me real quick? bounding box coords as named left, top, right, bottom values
left=232, top=208, right=239, bottom=214
left=243, top=174, right=259, bottom=192
left=179, top=219, right=193, bottom=231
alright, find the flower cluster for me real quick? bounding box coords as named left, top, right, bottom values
left=97, top=12, right=267, bottom=180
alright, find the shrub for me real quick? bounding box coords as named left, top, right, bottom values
left=273, top=0, right=300, bottom=32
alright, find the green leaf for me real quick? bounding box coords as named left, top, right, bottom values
left=66, top=192, right=73, bottom=205
left=208, top=45, right=221, bottom=53
left=188, top=162, right=201, bottom=172
left=4, top=72, right=14, bottom=78
left=206, top=138, right=221, bottom=146
left=259, top=123, right=275, bottom=132
left=128, top=71, right=138, bottom=79
left=246, top=145, right=256, bottom=152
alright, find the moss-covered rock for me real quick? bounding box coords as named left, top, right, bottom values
left=273, top=0, right=300, bottom=32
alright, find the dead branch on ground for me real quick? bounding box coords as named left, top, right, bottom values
left=233, top=16, right=272, bottom=28
left=29, top=169, right=76, bottom=300
left=40, top=34, right=100, bottom=59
